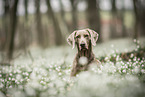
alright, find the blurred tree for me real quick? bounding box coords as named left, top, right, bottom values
left=3, top=0, right=9, bottom=15
left=24, top=0, right=31, bottom=47
left=111, top=0, right=117, bottom=18
left=137, top=0, right=145, bottom=36
left=2, top=0, right=10, bottom=50
left=59, top=0, right=70, bottom=33
left=133, top=0, right=139, bottom=39
left=86, top=0, right=101, bottom=41
left=24, top=0, right=28, bottom=21
left=7, top=0, right=19, bottom=60
left=35, top=0, right=47, bottom=47
left=133, top=0, right=145, bottom=39
left=46, top=0, right=63, bottom=45
left=70, top=0, right=78, bottom=30
left=120, top=0, right=126, bottom=37
left=110, top=0, right=117, bottom=38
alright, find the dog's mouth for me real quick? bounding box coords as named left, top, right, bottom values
left=81, top=47, right=87, bottom=50
left=79, top=46, right=88, bottom=51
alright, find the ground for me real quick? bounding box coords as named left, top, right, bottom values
left=0, top=37, right=145, bottom=97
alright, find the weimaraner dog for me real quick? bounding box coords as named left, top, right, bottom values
left=67, top=28, right=101, bottom=76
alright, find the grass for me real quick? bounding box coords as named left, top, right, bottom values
left=0, top=38, right=145, bottom=97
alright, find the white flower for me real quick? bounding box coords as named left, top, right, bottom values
left=25, top=87, right=36, bottom=96
left=16, top=74, right=22, bottom=81
left=12, top=91, right=26, bottom=97
left=141, top=69, right=145, bottom=73
left=133, top=66, right=140, bottom=74
left=0, top=83, right=4, bottom=88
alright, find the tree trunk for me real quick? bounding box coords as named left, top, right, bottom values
left=110, top=0, right=117, bottom=38
left=24, top=0, right=31, bottom=47
left=111, top=0, right=116, bottom=14
left=3, top=0, right=9, bottom=15
left=139, top=1, right=145, bottom=36
left=87, top=0, right=101, bottom=41
left=24, top=0, right=28, bottom=21
left=133, top=0, right=139, bottom=39
left=35, top=0, right=47, bottom=47
left=121, top=0, right=126, bottom=37
left=3, top=0, right=10, bottom=50
left=46, top=0, right=63, bottom=45
left=7, top=0, right=19, bottom=60
left=70, top=0, right=78, bottom=30
left=133, top=0, right=145, bottom=38
left=59, top=0, right=70, bottom=33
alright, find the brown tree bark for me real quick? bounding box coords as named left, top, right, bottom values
left=70, top=0, right=78, bottom=30
left=35, top=0, right=47, bottom=47
left=87, top=0, right=101, bottom=41
left=133, top=0, right=139, bottom=39
left=121, top=0, right=126, bottom=37
left=59, top=0, right=70, bottom=33
left=46, top=0, right=63, bottom=45
left=110, top=0, right=117, bottom=38
left=2, top=0, right=10, bottom=50
left=7, top=0, right=19, bottom=60
left=24, top=0, right=28, bottom=21
left=139, top=1, right=145, bottom=36
left=24, top=0, right=31, bottom=47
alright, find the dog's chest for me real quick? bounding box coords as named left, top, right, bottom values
left=76, top=56, right=94, bottom=71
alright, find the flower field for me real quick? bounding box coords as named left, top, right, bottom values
left=0, top=38, right=145, bottom=97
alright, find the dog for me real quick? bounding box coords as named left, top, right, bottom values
left=67, top=28, right=101, bottom=76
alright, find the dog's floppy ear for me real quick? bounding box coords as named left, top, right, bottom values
left=87, top=28, right=99, bottom=46
left=67, top=31, right=76, bottom=49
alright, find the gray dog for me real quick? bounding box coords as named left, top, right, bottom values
left=67, top=28, right=101, bottom=76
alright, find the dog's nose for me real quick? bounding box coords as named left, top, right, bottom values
left=80, top=43, right=85, bottom=47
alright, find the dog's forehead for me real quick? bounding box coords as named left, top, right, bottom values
left=76, top=30, right=89, bottom=35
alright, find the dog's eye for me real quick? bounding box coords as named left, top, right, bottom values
left=76, top=35, right=80, bottom=38
left=84, top=35, right=88, bottom=37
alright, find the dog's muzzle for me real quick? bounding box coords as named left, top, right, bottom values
left=80, top=43, right=85, bottom=48
left=80, top=42, right=88, bottom=50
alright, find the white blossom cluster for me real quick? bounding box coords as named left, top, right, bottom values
left=0, top=52, right=144, bottom=97
left=0, top=39, right=145, bottom=97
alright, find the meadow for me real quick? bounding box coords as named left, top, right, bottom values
left=0, top=37, right=145, bottom=97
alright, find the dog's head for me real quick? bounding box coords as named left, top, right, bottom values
left=67, top=28, right=99, bottom=50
